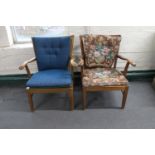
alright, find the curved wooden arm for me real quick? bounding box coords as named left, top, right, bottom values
left=117, top=54, right=136, bottom=67
left=19, top=57, right=36, bottom=70
left=117, top=54, right=136, bottom=77
left=19, top=57, right=36, bottom=77
left=70, top=57, right=84, bottom=67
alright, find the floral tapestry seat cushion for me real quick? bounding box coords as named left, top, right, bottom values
left=82, top=35, right=121, bottom=68
left=83, top=68, right=128, bottom=87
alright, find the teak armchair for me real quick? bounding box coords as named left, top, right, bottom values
left=19, top=35, right=74, bottom=111
left=79, top=34, right=136, bottom=109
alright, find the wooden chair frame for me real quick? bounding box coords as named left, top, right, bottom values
left=19, top=35, right=75, bottom=112
left=79, top=35, right=136, bottom=109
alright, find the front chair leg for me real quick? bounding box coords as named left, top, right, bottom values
left=27, top=92, right=34, bottom=112
left=121, top=86, right=129, bottom=109
left=82, top=87, right=87, bottom=110
left=68, top=87, right=74, bottom=111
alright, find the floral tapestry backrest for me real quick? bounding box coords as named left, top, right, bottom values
left=82, top=35, right=121, bottom=68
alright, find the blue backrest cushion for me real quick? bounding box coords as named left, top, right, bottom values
left=32, top=36, right=70, bottom=71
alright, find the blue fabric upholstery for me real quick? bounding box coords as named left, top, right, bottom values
left=26, top=70, right=72, bottom=88
left=32, top=36, right=70, bottom=71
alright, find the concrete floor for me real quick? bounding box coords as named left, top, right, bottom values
left=0, top=80, right=155, bottom=128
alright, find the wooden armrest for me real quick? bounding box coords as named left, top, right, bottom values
left=117, top=54, right=136, bottom=77
left=19, top=57, right=36, bottom=70
left=19, top=57, right=36, bottom=77
left=70, top=57, right=84, bottom=67
left=117, top=54, right=136, bottom=67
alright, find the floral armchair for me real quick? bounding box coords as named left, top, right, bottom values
left=19, top=35, right=74, bottom=111
left=77, top=34, right=136, bottom=109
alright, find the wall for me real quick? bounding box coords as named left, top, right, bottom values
left=0, top=26, right=155, bottom=75
left=0, top=26, right=13, bottom=47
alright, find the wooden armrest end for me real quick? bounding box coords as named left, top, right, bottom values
left=117, top=54, right=136, bottom=67
left=70, top=58, right=84, bottom=67
left=19, top=57, right=36, bottom=70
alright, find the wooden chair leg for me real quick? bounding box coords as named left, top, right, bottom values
left=27, top=92, right=34, bottom=112
left=68, top=87, right=74, bottom=111
left=121, top=86, right=129, bottom=109
left=82, top=87, right=87, bottom=110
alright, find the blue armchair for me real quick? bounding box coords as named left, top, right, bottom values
left=19, top=35, right=74, bottom=111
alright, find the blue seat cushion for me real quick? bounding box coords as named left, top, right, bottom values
left=26, top=70, right=72, bottom=88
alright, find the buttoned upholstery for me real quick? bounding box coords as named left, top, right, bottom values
left=32, top=36, right=70, bottom=71
left=26, top=69, right=72, bottom=88
left=27, top=36, right=73, bottom=88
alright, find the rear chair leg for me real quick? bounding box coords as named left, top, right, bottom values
left=121, top=86, right=129, bottom=109
left=68, top=87, right=74, bottom=111
left=82, top=87, right=87, bottom=110
left=27, top=92, right=34, bottom=112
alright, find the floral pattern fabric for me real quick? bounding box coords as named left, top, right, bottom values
left=83, top=68, right=128, bottom=87
left=82, top=34, right=121, bottom=68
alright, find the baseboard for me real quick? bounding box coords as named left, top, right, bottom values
left=127, top=70, right=155, bottom=80
left=0, top=74, right=29, bottom=86
left=0, top=70, right=155, bottom=86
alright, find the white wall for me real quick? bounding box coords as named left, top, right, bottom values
left=0, top=26, right=155, bottom=75
left=0, top=26, right=13, bottom=47
left=0, top=44, right=37, bottom=75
